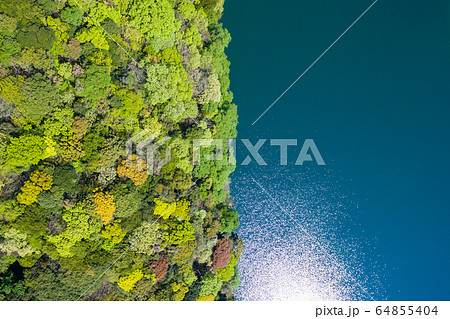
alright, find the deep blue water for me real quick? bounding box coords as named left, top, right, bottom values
left=222, top=0, right=450, bottom=300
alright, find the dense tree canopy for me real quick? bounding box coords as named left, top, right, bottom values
left=0, top=0, right=240, bottom=301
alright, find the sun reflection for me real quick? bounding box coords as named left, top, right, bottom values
left=232, top=170, right=380, bottom=301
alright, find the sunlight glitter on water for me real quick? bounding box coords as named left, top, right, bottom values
left=232, top=169, right=382, bottom=301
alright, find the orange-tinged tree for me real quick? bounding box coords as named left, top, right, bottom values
left=148, top=254, right=169, bottom=283
left=210, top=238, right=231, bottom=271
left=92, top=188, right=115, bottom=224
left=116, top=154, right=149, bottom=185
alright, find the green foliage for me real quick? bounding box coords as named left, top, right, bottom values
left=196, top=294, right=215, bottom=301
left=168, top=137, right=193, bottom=173
left=0, top=13, right=17, bottom=33
left=171, top=240, right=196, bottom=265
left=153, top=198, right=190, bottom=220
left=213, top=102, right=238, bottom=139
left=173, top=200, right=190, bottom=220
left=216, top=253, right=237, bottom=282
left=0, top=227, right=37, bottom=257
left=11, top=204, right=48, bottom=250
left=177, top=0, right=197, bottom=21
left=162, top=220, right=195, bottom=246
left=90, top=3, right=122, bottom=26
left=129, top=220, right=161, bottom=255
left=171, top=281, right=188, bottom=300
left=231, top=267, right=240, bottom=290
left=113, top=188, right=142, bottom=218
left=2, top=134, right=52, bottom=173
left=47, top=205, right=102, bottom=258
left=102, top=18, right=121, bottom=35
left=101, top=220, right=126, bottom=244
left=18, top=47, right=55, bottom=70
left=21, top=73, right=61, bottom=122
left=76, top=27, right=109, bottom=50
left=76, top=65, right=111, bottom=100
left=0, top=73, right=61, bottom=123
left=0, top=199, right=25, bottom=222
left=16, top=22, right=56, bottom=50
left=142, top=61, right=195, bottom=122
left=0, top=0, right=36, bottom=20
left=143, top=63, right=175, bottom=105
left=41, top=108, right=74, bottom=137
left=80, top=130, right=105, bottom=168
left=0, top=34, right=21, bottom=66
left=109, top=88, right=148, bottom=131
left=52, top=165, right=79, bottom=194
left=0, top=76, right=21, bottom=106
left=180, top=264, right=197, bottom=286
left=197, top=0, right=224, bottom=17
left=0, top=0, right=241, bottom=301
left=198, top=272, right=222, bottom=297
left=60, top=6, right=84, bottom=27
left=220, top=207, right=239, bottom=233
left=17, top=170, right=53, bottom=205
left=46, top=16, right=70, bottom=54
left=0, top=269, right=27, bottom=297
left=129, top=0, right=181, bottom=51
left=158, top=47, right=182, bottom=65
left=23, top=261, right=100, bottom=300
left=197, top=73, right=221, bottom=105
left=201, top=25, right=231, bottom=92
left=57, top=63, right=73, bottom=79
left=194, top=235, right=217, bottom=264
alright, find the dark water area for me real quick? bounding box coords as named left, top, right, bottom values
left=222, top=0, right=450, bottom=300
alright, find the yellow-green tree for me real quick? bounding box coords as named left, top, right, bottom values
left=161, top=220, right=195, bottom=246
left=0, top=227, right=37, bottom=257
left=196, top=294, right=215, bottom=301
left=2, top=134, right=55, bottom=173
left=47, top=205, right=102, bottom=258
left=153, top=198, right=176, bottom=219
left=129, top=221, right=161, bottom=255
left=153, top=198, right=190, bottom=220
left=117, top=269, right=144, bottom=292
left=101, top=219, right=126, bottom=244
left=171, top=281, right=188, bottom=301
left=17, top=171, right=53, bottom=205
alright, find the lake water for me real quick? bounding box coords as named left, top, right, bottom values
left=222, top=0, right=450, bottom=300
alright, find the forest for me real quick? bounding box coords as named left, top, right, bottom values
left=0, top=0, right=241, bottom=300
